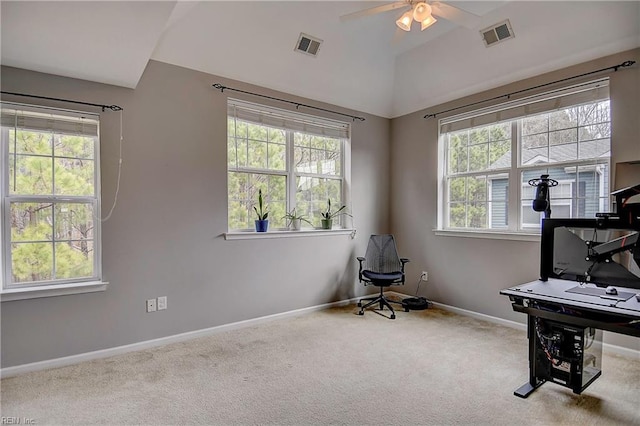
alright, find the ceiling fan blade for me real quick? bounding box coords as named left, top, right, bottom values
left=430, top=1, right=481, bottom=29
left=340, top=1, right=409, bottom=22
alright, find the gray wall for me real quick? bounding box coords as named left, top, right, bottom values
left=390, top=48, right=640, bottom=351
left=2, top=49, right=639, bottom=369
left=0, top=60, right=391, bottom=367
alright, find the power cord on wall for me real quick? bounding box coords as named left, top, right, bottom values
left=402, top=274, right=431, bottom=310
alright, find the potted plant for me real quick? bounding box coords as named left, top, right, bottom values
left=253, top=189, right=269, bottom=232
left=320, top=198, right=351, bottom=229
left=283, top=208, right=312, bottom=231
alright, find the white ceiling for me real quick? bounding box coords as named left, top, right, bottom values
left=2, top=1, right=639, bottom=118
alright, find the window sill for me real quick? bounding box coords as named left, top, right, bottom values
left=434, top=229, right=541, bottom=242
left=1, top=281, right=108, bottom=302
left=225, top=228, right=356, bottom=240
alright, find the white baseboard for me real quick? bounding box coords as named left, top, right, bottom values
left=390, top=292, right=639, bottom=360
left=3, top=293, right=637, bottom=378
left=0, top=296, right=360, bottom=379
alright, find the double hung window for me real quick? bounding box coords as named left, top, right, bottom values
left=439, top=79, right=611, bottom=234
left=1, top=103, right=102, bottom=292
left=227, top=99, right=350, bottom=231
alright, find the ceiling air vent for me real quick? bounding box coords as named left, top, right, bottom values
left=480, top=19, right=515, bottom=47
left=295, top=33, right=323, bottom=57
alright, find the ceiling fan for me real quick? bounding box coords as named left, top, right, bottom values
left=340, top=1, right=481, bottom=32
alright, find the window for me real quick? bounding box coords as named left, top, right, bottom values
left=1, top=103, right=102, bottom=292
left=439, top=79, right=611, bottom=234
left=227, top=99, right=350, bottom=231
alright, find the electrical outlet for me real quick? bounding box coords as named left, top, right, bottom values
left=146, top=298, right=157, bottom=312
left=421, top=271, right=428, bottom=281
left=157, top=296, right=167, bottom=310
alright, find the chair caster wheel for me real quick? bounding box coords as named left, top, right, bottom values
left=390, top=314, right=396, bottom=319
left=358, top=311, right=364, bottom=315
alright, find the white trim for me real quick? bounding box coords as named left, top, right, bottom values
left=225, top=228, right=356, bottom=240
left=434, top=228, right=540, bottom=242
left=0, top=281, right=108, bottom=302
left=3, top=293, right=636, bottom=378
left=0, top=295, right=360, bottom=378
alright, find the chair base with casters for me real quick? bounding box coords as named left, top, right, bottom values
left=357, top=285, right=408, bottom=319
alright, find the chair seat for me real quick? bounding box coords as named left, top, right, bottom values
left=362, top=270, right=403, bottom=282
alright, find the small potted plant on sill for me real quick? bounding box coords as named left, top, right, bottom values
left=283, top=208, right=312, bottom=231
left=253, top=189, right=269, bottom=232
left=320, top=198, right=351, bottom=230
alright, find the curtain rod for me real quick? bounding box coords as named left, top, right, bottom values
left=0, top=91, right=123, bottom=112
left=212, top=83, right=365, bottom=122
left=423, top=59, right=635, bottom=119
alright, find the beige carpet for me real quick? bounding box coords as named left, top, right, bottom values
left=1, top=303, right=639, bottom=425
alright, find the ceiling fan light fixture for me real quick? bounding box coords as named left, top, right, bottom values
left=413, top=2, right=432, bottom=22
left=420, top=15, right=437, bottom=31
left=396, top=10, right=413, bottom=31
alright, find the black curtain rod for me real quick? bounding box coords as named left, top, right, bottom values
left=213, top=83, right=365, bottom=122
left=0, top=91, right=123, bottom=112
left=423, top=60, right=635, bottom=119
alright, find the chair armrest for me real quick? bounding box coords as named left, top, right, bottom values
left=400, top=258, right=410, bottom=264
left=356, top=257, right=365, bottom=281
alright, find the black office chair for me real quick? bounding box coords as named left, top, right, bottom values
left=357, top=234, right=409, bottom=319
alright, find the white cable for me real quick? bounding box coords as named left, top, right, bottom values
left=100, top=109, right=123, bottom=222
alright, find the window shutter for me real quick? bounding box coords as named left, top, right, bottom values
left=1, top=104, right=99, bottom=137
left=440, top=79, right=609, bottom=134
left=228, top=99, right=349, bottom=139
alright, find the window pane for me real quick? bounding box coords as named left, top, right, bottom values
left=227, top=138, right=237, bottom=168
left=55, top=134, right=94, bottom=159
left=11, top=242, right=53, bottom=283
left=55, top=241, right=94, bottom=279
left=549, top=129, right=577, bottom=145
left=467, top=176, right=487, bottom=202
left=549, top=108, right=577, bottom=131
left=448, top=203, right=465, bottom=228
left=449, top=177, right=466, bottom=202
left=296, top=177, right=342, bottom=227
left=447, top=134, right=468, bottom=173
left=469, top=127, right=489, bottom=145
left=467, top=202, right=487, bottom=228
left=9, top=154, right=53, bottom=195
left=54, top=158, right=94, bottom=195
left=577, top=101, right=610, bottom=126
left=9, top=130, right=52, bottom=155
left=247, top=140, right=267, bottom=169
left=579, top=125, right=610, bottom=142
left=489, top=140, right=510, bottom=169
left=247, top=122, right=267, bottom=141
left=227, top=172, right=286, bottom=229
left=468, top=144, right=488, bottom=171
left=522, top=115, right=548, bottom=135
left=267, top=143, right=286, bottom=171
left=549, top=143, right=577, bottom=162
left=55, top=203, right=95, bottom=241
left=269, top=128, right=285, bottom=143
left=11, top=203, right=53, bottom=242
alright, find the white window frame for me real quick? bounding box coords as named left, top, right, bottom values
left=225, top=99, right=352, bottom=237
left=437, top=79, right=611, bottom=239
left=1, top=103, right=106, bottom=301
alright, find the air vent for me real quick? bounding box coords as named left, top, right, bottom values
left=480, top=19, right=514, bottom=47
left=295, top=33, right=323, bottom=57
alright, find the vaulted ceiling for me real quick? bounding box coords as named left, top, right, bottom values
left=2, top=1, right=639, bottom=118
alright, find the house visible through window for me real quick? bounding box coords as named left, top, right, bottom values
left=439, top=79, right=611, bottom=233
left=1, top=103, right=102, bottom=290
left=227, top=99, right=350, bottom=231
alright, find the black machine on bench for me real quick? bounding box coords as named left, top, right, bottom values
left=501, top=183, right=640, bottom=398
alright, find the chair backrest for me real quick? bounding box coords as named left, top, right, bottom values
left=361, top=234, right=402, bottom=273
